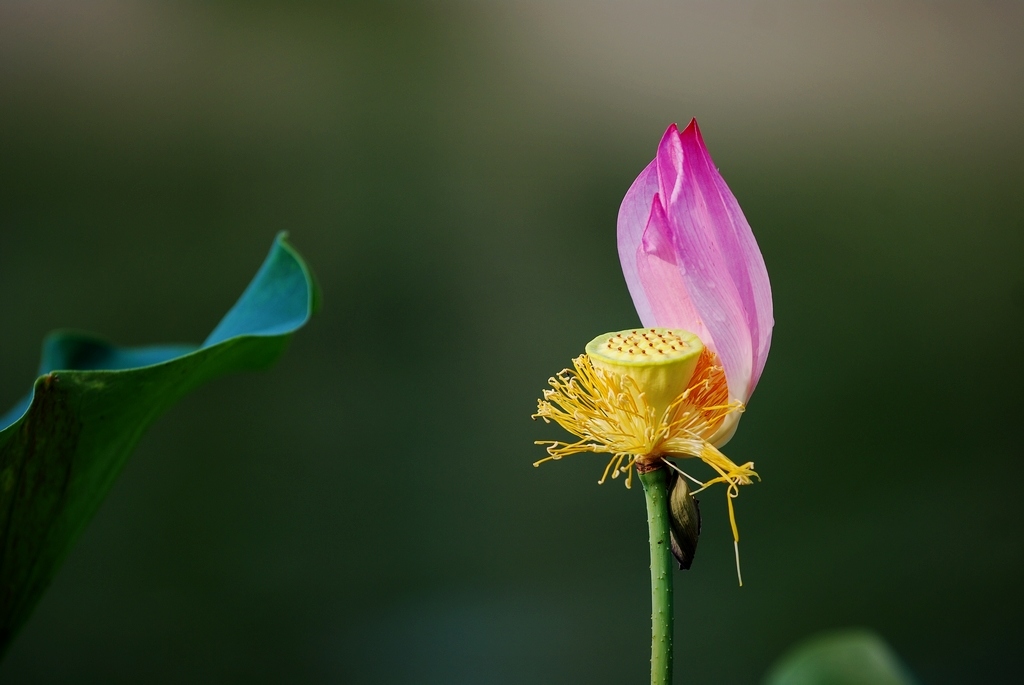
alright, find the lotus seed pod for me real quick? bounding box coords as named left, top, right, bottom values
left=585, top=328, right=704, bottom=423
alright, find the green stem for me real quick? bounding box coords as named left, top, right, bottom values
left=639, top=464, right=674, bottom=685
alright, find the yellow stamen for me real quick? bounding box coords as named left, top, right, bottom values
left=533, top=334, right=757, bottom=583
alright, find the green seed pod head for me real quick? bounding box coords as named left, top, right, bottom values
left=585, top=328, right=704, bottom=422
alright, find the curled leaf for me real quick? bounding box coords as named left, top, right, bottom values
left=0, top=234, right=316, bottom=654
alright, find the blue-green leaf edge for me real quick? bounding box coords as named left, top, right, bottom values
left=0, top=233, right=317, bottom=651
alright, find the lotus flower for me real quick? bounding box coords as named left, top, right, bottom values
left=533, top=120, right=772, bottom=584
left=617, top=119, right=773, bottom=446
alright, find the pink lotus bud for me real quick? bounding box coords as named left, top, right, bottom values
left=617, top=120, right=773, bottom=445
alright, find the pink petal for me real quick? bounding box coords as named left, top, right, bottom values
left=704, top=149, right=773, bottom=392
left=655, top=123, right=686, bottom=209
left=617, top=149, right=711, bottom=345
left=666, top=120, right=773, bottom=401
left=616, top=159, right=660, bottom=327
left=636, top=193, right=713, bottom=346
left=617, top=121, right=773, bottom=405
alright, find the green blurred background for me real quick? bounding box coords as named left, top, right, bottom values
left=1, top=2, right=1021, bottom=683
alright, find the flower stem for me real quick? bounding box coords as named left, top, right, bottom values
left=638, top=462, right=674, bottom=685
